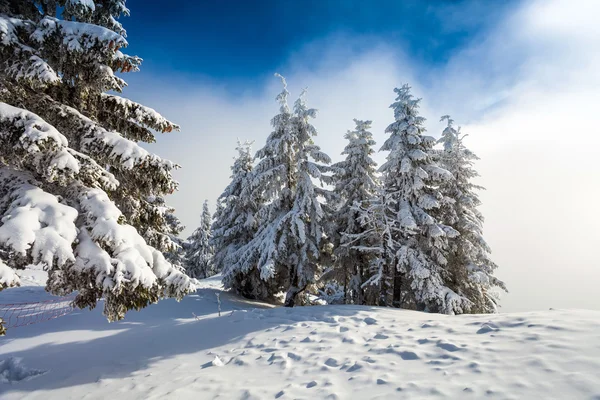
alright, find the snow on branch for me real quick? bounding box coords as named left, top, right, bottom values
left=45, top=101, right=176, bottom=175
left=32, top=17, right=127, bottom=53
left=0, top=102, right=80, bottom=181
left=0, top=259, right=20, bottom=290
left=71, top=186, right=195, bottom=320
left=0, top=16, right=61, bottom=86
left=0, top=168, right=78, bottom=270
left=100, top=94, right=180, bottom=133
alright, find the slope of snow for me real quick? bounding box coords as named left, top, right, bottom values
left=1, top=275, right=599, bottom=399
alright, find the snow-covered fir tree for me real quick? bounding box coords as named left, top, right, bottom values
left=0, top=0, right=194, bottom=322
left=379, top=85, right=470, bottom=314
left=211, top=140, right=269, bottom=297
left=229, top=75, right=332, bottom=306
left=185, top=200, right=215, bottom=279
left=328, top=119, right=380, bottom=304
left=436, top=116, right=506, bottom=313
left=344, top=190, right=398, bottom=306
left=147, top=195, right=186, bottom=271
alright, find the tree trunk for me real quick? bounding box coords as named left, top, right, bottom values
left=378, top=260, right=389, bottom=307
left=392, top=262, right=402, bottom=308
left=284, top=284, right=307, bottom=307
left=355, top=258, right=365, bottom=305
left=343, top=263, right=348, bottom=304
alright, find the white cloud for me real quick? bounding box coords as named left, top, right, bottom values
left=127, top=0, right=600, bottom=312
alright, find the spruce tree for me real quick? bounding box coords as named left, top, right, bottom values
left=329, top=119, right=380, bottom=304
left=212, top=141, right=272, bottom=298
left=148, top=195, right=186, bottom=271
left=231, top=75, right=331, bottom=306
left=379, top=85, right=469, bottom=314
left=437, top=116, right=506, bottom=313
left=345, top=190, right=398, bottom=306
left=0, top=1, right=194, bottom=321
left=185, top=200, right=214, bottom=279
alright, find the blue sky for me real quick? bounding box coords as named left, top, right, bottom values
left=124, top=0, right=516, bottom=84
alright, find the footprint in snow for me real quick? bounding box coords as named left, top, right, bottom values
left=364, top=317, right=377, bottom=325
left=324, top=358, right=340, bottom=367
left=0, top=358, right=47, bottom=383
left=436, top=341, right=462, bottom=352
left=346, top=362, right=363, bottom=372
left=477, top=323, right=499, bottom=334
left=398, top=351, right=419, bottom=361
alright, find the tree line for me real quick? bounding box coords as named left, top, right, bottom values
left=184, top=76, right=506, bottom=314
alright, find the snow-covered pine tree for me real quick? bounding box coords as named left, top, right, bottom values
left=212, top=140, right=255, bottom=273
left=185, top=200, right=215, bottom=279
left=344, top=190, right=398, bottom=306
left=230, top=75, right=331, bottom=306
left=436, top=116, right=506, bottom=313
left=328, top=119, right=380, bottom=304
left=212, top=140, right=272, bottom=298
left=379, top=85, right=470, bottom=314
left=0, top=1, right=194, bottom=321
left=147, top=196, right=186, bottom=271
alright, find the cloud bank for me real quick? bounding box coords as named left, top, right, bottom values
left=125, top=0, right=600, bottom=312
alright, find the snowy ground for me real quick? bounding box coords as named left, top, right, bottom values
left=1, top=274, right=599, bottom=399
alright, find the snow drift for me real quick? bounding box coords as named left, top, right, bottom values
left=0, top=275, right=598, bottom=399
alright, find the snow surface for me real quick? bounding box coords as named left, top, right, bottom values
left=1, top=274, right=599, bottom=399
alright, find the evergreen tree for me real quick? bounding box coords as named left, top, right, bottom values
left=345, top=190, right=398, bottom=306
left=231, top=75, right=331, bottom=306
left=379, top=85, right=469, bottom=314
left=185, top=200, right=214, bottom=279
left=0, top=1, right=194, bottom=322
left=437, top=116, right=506, bottom=313
left=328, top=119, right=380, bottom=304
left=212, top=141, right=272, bottom=298
left=148, top=195, right=186, bottom=271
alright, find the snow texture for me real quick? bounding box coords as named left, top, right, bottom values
left=0, top=276, right=598, bottom=399
left=0, top=358, right=46, bottom=384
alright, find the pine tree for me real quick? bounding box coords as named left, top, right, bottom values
left=147, top=195, right=186, bottom=271
left=212, top=140, right=270, bottom=298
left=437, top=116, right=506, bottom=313
left=379, top=85, right=469, bottom=314
left=345, top=190, right=398, bottom=306
left=185, top=200, right=214, bottom=279
left=328, top=119, right=380, bottom=304
left=231, top=75, right=331, bottom=306
left=0, top=1, right=194, bottom=322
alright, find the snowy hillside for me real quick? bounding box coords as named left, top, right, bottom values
left=1, top=276, right=599, bottom=400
